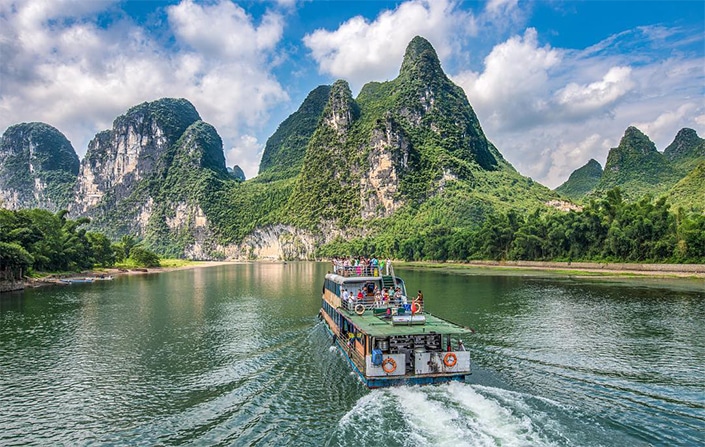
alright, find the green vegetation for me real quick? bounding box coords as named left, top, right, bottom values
left=318, top=188, right=705, bottom=264
left=555, top=159, right=602, bottom=199
left=258, top=85, right=331, bottom=178
left=0, top=122, right=79, bottom=210
left=0, top=208, right=161, bottom=280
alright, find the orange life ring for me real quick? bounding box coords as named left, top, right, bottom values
left=443, top=352, right=458, bottom=368
left=411, top=301, right=421, bottom=313
left=382, top=357, right=397, bottom=373
left=354, top=304, right=365, bottom=315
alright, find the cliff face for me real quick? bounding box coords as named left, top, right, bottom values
left=0, top=122, right=79, bottom=211
left=70, top=98, right=233, bottom=257
left=73, top=98, right=201, bottom=214
left=284, top=36, right=528, bottom=232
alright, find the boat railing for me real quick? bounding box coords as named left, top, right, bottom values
left=342, top=296, right=422, bottom=314
left=333, top=265, right=383, bottom=277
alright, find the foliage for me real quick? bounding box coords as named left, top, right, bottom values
left=127, top=246, right=161, bottom=268
left=317, top=188, right=705, bottom=264
left=555, top=159, right=602, bottom=200
left=0, top=208, right=121, bottom=274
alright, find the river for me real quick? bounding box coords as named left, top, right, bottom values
left=0, top=262, right=703, bottom=446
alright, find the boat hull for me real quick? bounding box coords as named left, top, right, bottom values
left=322, top=319, right=469, bottom=388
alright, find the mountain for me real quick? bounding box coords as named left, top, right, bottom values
left=228, top=165, right=246, bottom=181
left=596, top=126, right=678, bottom=198
left=669, top=160, right=705, bottom=211
left=664, top=128, right=705, bottom=173
left=258, top=85, right=331, bottom=181
left=1, top=37, right=562, bottom=260
left=284, top=36, right=549, bottom=233
left=555, top=159, right=602, bottom=200
left=71, top=98, right=232, bottom=256
left=0, top=122, right=79, bottom=210
left=557, top=127, right=704, bottom=207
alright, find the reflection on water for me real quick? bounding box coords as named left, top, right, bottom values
left=0, top=263, right=703, bottom=446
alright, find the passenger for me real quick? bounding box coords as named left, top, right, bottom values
left=342, top=288, right=350, bottom=303
left=416, top=290, right=424, bottom=304
left=357, top=289, right=364, bottom=300
left=458, top=340, right=466, bottom=351
left=394, top=287, right=402, bottom=304
left=382, top=288, right=390, bottom=304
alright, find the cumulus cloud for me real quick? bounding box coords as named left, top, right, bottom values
left=556, top=66, right=635, bottom=117
left=0, top=0, right=287, bottom=179
left=303, top=0, right=476, bottom=91
left=452, top=24, right=704, bottom=188
left=453, top=28, right=561, bottom=131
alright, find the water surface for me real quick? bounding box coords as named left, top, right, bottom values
left=1, top=263, right=703, bottom=446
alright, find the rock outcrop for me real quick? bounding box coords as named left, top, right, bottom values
left=0, top=122, right=79, bottom=210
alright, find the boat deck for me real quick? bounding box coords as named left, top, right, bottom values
left=343, top=308, right=472, bottom=337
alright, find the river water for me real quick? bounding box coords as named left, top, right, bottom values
left=0, top=263, right=703, bottom=446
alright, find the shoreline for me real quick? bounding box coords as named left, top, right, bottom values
left=14, top=260, right=244, bottom=292
left=4, top=259, right=704, bottom=294
left=395, top=260, right=705, bottom=279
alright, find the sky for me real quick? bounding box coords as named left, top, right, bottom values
left=0, top=0, right=703, bottom=188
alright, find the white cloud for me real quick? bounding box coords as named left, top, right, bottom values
left=556, top=66, right=635, bottom=116
left=303, top=0, right=476, bottom=91
left=452, top=25, right=704, bottom=188
left=0, top=0, right=287, bottom=180
left=225, top=134, right=263, bottom=179
left=453, top=28, right=561, bottom=131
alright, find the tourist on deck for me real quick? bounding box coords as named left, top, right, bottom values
left=416, top=290, right=424, bottom=303
left=357, top=289, right=364, bottom=301
left=342, top=288, right=350, bottom=304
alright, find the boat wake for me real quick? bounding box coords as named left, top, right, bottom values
left=330, top=382, right=619, bottom=447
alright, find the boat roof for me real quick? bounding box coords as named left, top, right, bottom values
left=325, top=273, right=399, bottom=284
left=342, top=309, right=472, bottom=337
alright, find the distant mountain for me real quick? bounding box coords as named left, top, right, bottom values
left=0, top=122, right=79, bottom=210
left=556, top=127, right=704, bottom=208
left=664, top=128, right=705, bottom=173
left=555, top=159, right=602, bottom=200
left=597, top=126, right=679, bottom=198
left=228, top=165, right=246, bottom=181
left=258, top=85, right=331, bottom=181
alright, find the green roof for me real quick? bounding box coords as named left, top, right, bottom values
left=343, top=309, right=472, bottom=337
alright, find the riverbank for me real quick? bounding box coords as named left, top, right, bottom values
left=6, top=260, right=243, bottom=293
left=395, top=260, right=705, bottom=279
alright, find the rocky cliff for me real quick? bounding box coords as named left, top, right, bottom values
left=0, top=122, right=79, bottom=210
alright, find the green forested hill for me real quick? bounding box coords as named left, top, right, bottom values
left=555, top=159, right=602, bottom=199
left=258, top=85, right=331, bottom=181
left=556, top=127, right=704, bottom=210
left=0, top=122, right=79, bottom=210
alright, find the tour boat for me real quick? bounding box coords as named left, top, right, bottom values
left=319, top=262, right=472, bottom=388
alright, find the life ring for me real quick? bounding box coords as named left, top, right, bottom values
left=382, top=357, right=397, bottom=373
left=411, top=301, right=421, bottom=314
left=354, top=304, right=365, bottom=315
left=443, top=352, right=458, bottom=368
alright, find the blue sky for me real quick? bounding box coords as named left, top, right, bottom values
left=1, top=0, right=703, bottom=187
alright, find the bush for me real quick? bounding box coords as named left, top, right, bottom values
left=128, top=247, right=161, bottom=268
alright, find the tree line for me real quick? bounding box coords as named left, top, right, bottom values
left=319, top=189, right=705, bottom=264
left=0, top=208, right=160, bottom=281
